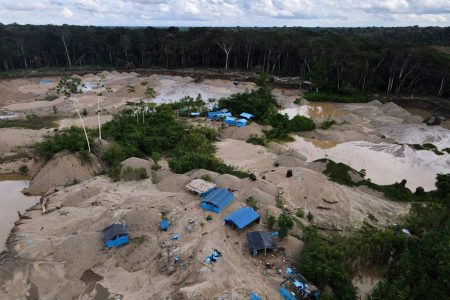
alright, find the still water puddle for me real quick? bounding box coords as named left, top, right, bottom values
left=0, top=179, right=39, bottom=252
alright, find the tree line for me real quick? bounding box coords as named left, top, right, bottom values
left=0, top=24, right=449, bottom=97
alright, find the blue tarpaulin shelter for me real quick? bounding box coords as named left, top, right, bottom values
left=224, top=207, right=260, bottom=230
left=103, top=224, right=129, bottom=249
left=160, top=219, right=170, bottom=231
left=224, top=116, right=237, bottom=126
left=207, top=109, right=232, bottom=120
left=236, top=119, right=248, bottom=127
left=240, top=112, right=255, bottom=120
left=190, top=112, right=200, bottom=117
left=201, top=188, right=234, bottom=213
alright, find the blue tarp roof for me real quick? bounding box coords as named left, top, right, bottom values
left=202, top=188, right=234, bottom=209
left=103, top=224, right=128, bottom=242
left=160, top=219, right=170, bottom=230
left=240, top=112, right=255, bottom=120
left=224, top=207, right=260, bottom=230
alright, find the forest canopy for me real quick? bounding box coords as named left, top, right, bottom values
left=0, top=25, right=449, bottom=97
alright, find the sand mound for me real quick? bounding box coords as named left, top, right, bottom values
left=276, top=155, right=305, bottom=168
left=156, top=174, right=190, bottom=192
left=256, top=180, right=279, bottom=197
left=120, top=157, right=154, bottom=176
left=213, top=174, right=242, bottom=191
left=307, top=160, right=327, bottom=173
left=187, top=169, right=220, bottom=181
left=368, top=100, right=383, bottom=107
left=279, top=236, right=304, bottom=258
left=220, top=123, right=266, bottom=140
left=241, top=187, right=275, bottom=205
left=53, top=232, right=102, bottom=279
left=26, top=152, right=102, bottom=195
left=268, top=142, right=288, bottom=155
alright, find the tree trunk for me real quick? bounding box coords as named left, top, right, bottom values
left=217, top=42, right=233, bottom=70
left=73, top=102, right=91, bottom=152
left=60, top=31, right=72, bottom=67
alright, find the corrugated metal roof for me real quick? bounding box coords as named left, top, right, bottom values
left=224, top=207, right=260, bottom=230
left=201, top=188, right=234, bottom=209
left=186, top=179, right=216, bottom=195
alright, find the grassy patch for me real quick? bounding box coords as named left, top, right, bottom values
left=0, top=114, right=58, bottom=129
left=246, top=134, right=268, bottom=146
left=304, top=91, right=370, bottom=103
left=410, top=143, right=444, bottom=155
left=319, top=119, right=336, bottom=129
left=317, top=158, right=432, bottom=202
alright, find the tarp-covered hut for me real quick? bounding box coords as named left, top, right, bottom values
left=224, top=207, right=260, bottom=230
left=103, top=223, right=129, bottom=249
left=201, top=188, right=234, bottom=213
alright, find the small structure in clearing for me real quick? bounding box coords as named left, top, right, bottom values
left=224, top=207, right=260, bottom=230
left=246, top=231, right=277, bottom=256
left=102, top=223, right=129, bottom=249
left=201, top=188, right=234, bottom=213
left=185, top=179, right=216, bottom=196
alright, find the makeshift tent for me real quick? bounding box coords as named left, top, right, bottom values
left=224, top=116, right=237, bottom=126
left=224, top=207, right=260, bottom=230
left=186, top=179, right=216, bottom=196
left=160, top=219, right=170, bottom=231
left=246, top=231, right=277, bottom=256
left=236, top=118, right=248, bottom=127
left=103, top=224, right=129, bottom=249
left=240, top=112, right=255, bottom=120
left=207, top=110, right=232, bottom=120
left=201, top=188, right=234, bottom=213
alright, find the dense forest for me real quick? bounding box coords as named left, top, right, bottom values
left=1, top=24, right=450, bottom=97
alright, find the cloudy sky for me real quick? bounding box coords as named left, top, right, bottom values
left=1, top=0, right=449, bottom=27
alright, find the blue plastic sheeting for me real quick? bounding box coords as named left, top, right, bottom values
left=236, top=119, right=248, bottom=127
left=201, top=188, right=234, bottom=213
left=205, top=249, right=222, bottom=263
left=250, top=292, right=262, bottom=300
left=160, top=219, right=170, bottom=231
left=40, top=79, right=52, bottom=84
left=224, top=116, right=237, bottom=126
left=103, top=224, right=129, bottom=249
left=207, top=111, right=232, bottom=120
left=224, top=207, right=260, bottom=230
left=240, top=112, right=255, bottom=120
left=190, top=112, right=200, bottom=117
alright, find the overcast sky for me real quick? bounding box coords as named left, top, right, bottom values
left=1, top=0, right=449, bottom=27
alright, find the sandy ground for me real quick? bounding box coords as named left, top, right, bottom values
left=0, top=139, right=408, bottom=299
left=283, top=100, right=450, bottom=191
left=0, top=70, right=447, bottom=299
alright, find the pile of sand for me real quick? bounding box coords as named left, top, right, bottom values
left=187, top=169, right=220, bottom=181
left=25, top=152, right=102, bottom=195
left=213, top=174, right=242, bottom=191
left=156, top=174, right=190, bottom=192
left=120, top=157, right=154, bottom=177
left=220, top=123, right=267, bottom=141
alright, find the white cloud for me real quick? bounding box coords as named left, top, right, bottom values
left=0, top=0, right=448, bottom=26
left=63, top=6, right=74, bottom=17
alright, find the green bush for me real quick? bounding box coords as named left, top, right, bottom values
left=246, top=196, right=258, bottom=210
left=246, top=134, right=267, bottom=146
left=266, top=215, right=276, bottom=230
left=0, top=114, right=58, bottom=129
left=320, top=119, right=336, bottom=129
left=121, top=167, right=148, bottom=181
left=307, top=212, right=314, bottom=222
left=278, top=213, right=294, bottom=238
left=296, top=208, right=305, bottom=218
left=201, top=174, right=212, bottom=182
left=275, top=196, right=284, bottom=208
left=304, top=91, right=370, bottom=103
left=289, top=115, right=316, bottom=132
left=34, top=126, right=93, bottom=159
left=19, top=165, right=29, bottom=175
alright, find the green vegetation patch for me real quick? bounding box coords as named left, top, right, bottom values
left=0, top=114, right=58, bottom=129
left=317, top=158, right=433, bottom=202
left=304, top=91, right=370, bottom=103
